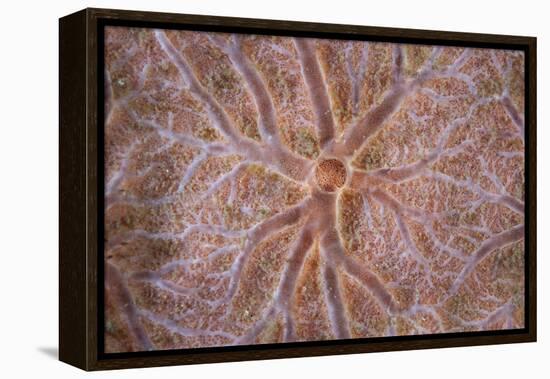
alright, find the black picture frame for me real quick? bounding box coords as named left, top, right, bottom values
left=59, top=7, right=537, bottom=371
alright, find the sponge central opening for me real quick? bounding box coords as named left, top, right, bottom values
left=315, top=158, right=347, bottom=192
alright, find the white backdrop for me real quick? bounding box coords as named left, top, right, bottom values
left=0, top=0, right=547, bottom=377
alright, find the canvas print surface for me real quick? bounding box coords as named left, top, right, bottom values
left=103, top=26, right=525, bottom=353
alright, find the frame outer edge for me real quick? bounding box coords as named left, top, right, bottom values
left=59, top=9, right=88, bottom=370
left=64, top=7, right=537, bottom=371
left=527, top=37, right=537, bottom=342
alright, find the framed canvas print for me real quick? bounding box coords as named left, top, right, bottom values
left=59, top=8, right=536, bottom=371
